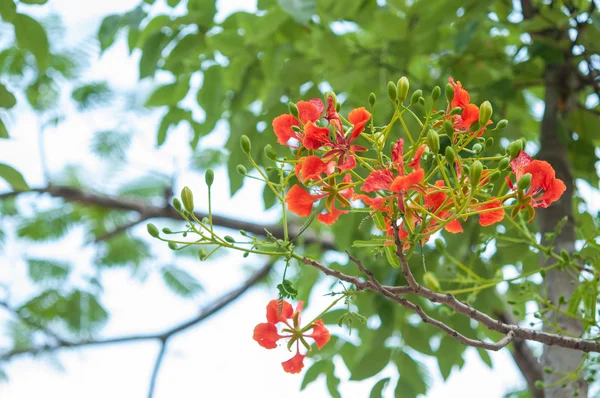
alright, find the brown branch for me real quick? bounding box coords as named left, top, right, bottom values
left=1, top=186, right=335, bottom=250
left=0, top=263, right=272, bottom=362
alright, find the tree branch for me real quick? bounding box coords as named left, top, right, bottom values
left=147, top=341, right=167, bottom=398
left=0, top=262, right=272, bottom=362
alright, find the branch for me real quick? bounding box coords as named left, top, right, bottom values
left=1, top=186, right=335, bottom=250
left=147, top=341, right=167, bottom=398
left=0, top=263, right=272, bottom=362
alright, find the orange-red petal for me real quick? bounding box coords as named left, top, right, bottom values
left=297, top=100, right=321, bottom=124
left=308, top=320, right=331, bottom=349
left=445, top=219, right=463, bottom=233
left=424, top=180, right=447, bottom=211
left=390, top=169, right=424, bottom=193
left=477, top=199, right=505, bottom=226
left=266, top=299, right=294, bottom=324
left=253, top=322, right=281, bottom=349
left=408, top=145, right=427, bottom=169
left=510, top=151, right=532, bottom=180
left=348, top=107, right=371, bottom=141
left=286, top=185, right=318, bottom=217
left=273, top=114, right=300, bottom=146
left=300, top=155, right=328, bottom=182
left=354, top=193, right=386, bottom=211
left=303, top=121, right=331, bottom=150
left=317, top=206, right=347, bottom=225
left=456, top=103, right=479, bottom=130
left=282, top=352, right=305, bottom=374
left=449, top=77, right=471, bottom=109
left=523, top=160, right=566, bottom=208
left=362, top=169, right=394, bottom=192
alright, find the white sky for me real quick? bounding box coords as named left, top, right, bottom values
left=0, top=0, right=528, bottom=397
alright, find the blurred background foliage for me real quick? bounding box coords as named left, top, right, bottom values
left=1, top=0, right=599, bottom=397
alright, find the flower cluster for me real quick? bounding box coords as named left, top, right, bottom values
left=271, top=77, right=566, bottom=249
left=253, top=300, right=330, bottom=374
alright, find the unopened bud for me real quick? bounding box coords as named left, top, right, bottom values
left=162, top=227, right=173, bottom=234
left=445, top=146, right=455, bottom=164
left=368, top=92, right=376, bottom=107
left=472, top=143, right=483, bottom=153
left=335, top=101, right=341, bottom=112
left=427, top=129, right=440, bottom=153
left=485, top=137, right=494, bottom=150
left=444, top=120, right=454, bottom=137
left=507, top=140, right=523, bottom=159
left=488, top=170, right=501, bottom=182
left=397, top=77, right=409, bottom=103
left=517, top=173, right=532, bottom=191
left=499, top=157, right=510, bottom=170
left=264, top=144, right=277, bottom=160
left=479, top=101, right=493, bottom=127
left=291, top=125, right=302, bottom=132
left=410, top=89, right=422, bottom=105
left=172, top=197, right=182, bottom=212
left=470, top=160, right=483, bottom=188
left=418, top=96, right=425, bottom=106
left=224, top=235, right=235, bottom=243
left=560, top=249, right=570, bottom=263
left=236, top=164, right=247, bottom=175
left=496, top=119, right=508, bottom=130
left=147, top=223, right=159, bottom=238
left=240, top=135, right=251, bottom=154
left=205, top=168, right=214, bottom=187
left=181, top=186, right=194, bottom=212
left=431, top=86, right=441, bottom=104
left=168, top=242, right=178, bottom=250
left=450, top=106, right=462, bottom=115
left=198, top=248, right=207, bottom=261
left=288, top=102, right=299, bottom=119
left=445, top=83, right=454, bottom=103
left=387, top=81, right=397, bottom=102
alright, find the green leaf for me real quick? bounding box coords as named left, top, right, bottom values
left=161, top=265, right=203, bottom=297
left=20, top=0, right=48, bottom=4
left=349, top=346, right=390, bottom=381
left=395, top=351, right=429, bottom=396
left=436, top=335, right=466, bottom=380
left=190, top=149, right=227, bottom=171
left=18, top=208, right=80, bottom=241
left=96, top=235, right=150, bottom=268
left=91, top=130, right=131, bottom=159
left=14, top=13, right=49, bottom=71
left=477, top=347, right=493, bottom=368
left=26, top=258, right=71, bottom=283
left=0, top=163, right=29, bottom=191
left=139, top=31, right=168, bottom=79
left=197, top=66, right=225, bottom=132
left=0, top=84, right=16, bottom=108
left=278, top=0, right=315, bottom=25
left=0, top=0, right=17, bottom=22
left=145, top=76, right=190, bottom=107
left=369, top=377, right=390, bottom=398
left=98, top=14, right=122, bottom=51
left=301, top=360, right=329, bottom=390
left=71, top=82, right=113, bottom=110
left=0, top=118, right=8, bottom=139
left=385, top=244, right=400, bottom=268
left=277, top=279, right=298, bottom=299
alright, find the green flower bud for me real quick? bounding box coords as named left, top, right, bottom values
left=224, top=235, right=235, bottom=243
left=240, top=135, right=251, bottom=154
left=335, top=101, right=341, bottom=112
left=499, top=157, right=510, bottom=170
left=397, top=76, right=409, bottom=103
left=368, top=92, right=376, bottom=107
left=427, top=129, right=440, bottom=153
left=496, top=119, right=508, bottom=130
left=445, top=146, right=455, bottom=164
left=445, top=83, right=454, bottom=103
left=507, top=140, right=523, bottom=159
left=560, top=249, right=570, bottom=263
left=485, top=137, right=494, bottom=150
left=410, top=89, right=422, bottom=105
left=478, top=100, right=493, bottom=127
left=264, top=144, right=277, bottom=160
left=172, top=197, right=182, bottom=212
left=444, top=120, right=454, bottom=137
left=387, top=81, right=397, bottom=102
left=162, top=227, right=173, bottom=234
left=198, top=248, right=207, bottom=261
left=291, top=125, right=302, bottom=132
left=418, top=96, right=425, bottom=106
left=534, top=381, right=545, bottom=390
left=288, top=102, right=299, bottom=119
left=470, top=160, right=483, bottom=188
left=181, top=186, right=194, bottom=212
left=435, top=238, right=445, bottom=251
left=326, top=91, right=337, bottom=105
left=168, top=241, right=178, bottom=250
left=488, top=170, right=501, bottom=182
left=517, top=173, right=532, bottom=191
left=472, top=143, right=483, bottom=153
left=423, top=272, right=441, bottom=292
left=205, top=168, right=214, bottom=187
left=236, top=164, right=247, bottom=175
left=431, top=86, right=441, bottom=104
left=146, top=223, right=159, bottom=238
left=543, top=367, right=553, bottom=374
left=450, top=106, right=462, bottom=115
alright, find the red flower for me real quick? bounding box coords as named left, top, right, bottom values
left=454, top=103, right=479, bottom=131
left=272, top=114, right=300, bottom=146
left=253, top=300, right=331, bottom=374
left=348, top=107, right=371, bottom=141
left=449, top=77, right=470, bottom=109
left=303, top=122, right=331, bottom=150
left=286, top=185, right=319, bottom=217
left=477, top=199, right=505, bottom=227
left=297, top=99, right=324, bottom=124
left=423, top=180, right=463, bottom=234
left=272, top=98, right=325, bottom=148
left=296, top=155, right=332, bottom=182
left=508, top=151, right=566, bottom=208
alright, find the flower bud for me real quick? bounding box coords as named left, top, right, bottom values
left=168, top=241, right=178, bottom=250
left=444, top=120, right=454, bottom=137
left=450, top=106, right=462, bottom=115
left=418, top=97, right=425, bottom=106
left=387, top=81, right=397, bottom=102
left=478, top=101, right=493, bottom=127
left=172, top=197, right=182, bottom=212
left=397, top=76, right=409, bottom=103
left=146, top=223, right=159, bottom=238
left=496, top=119, right=508, bottom=130
left=198, top=248, right=207, bottom=261
left=224, top=235, right=235, bottom=243
left=240, top=135, right=251, bottom=154
left=335, top=101, right=341, bottom=112
left=288, top=102, right=299, bottom=119
left=427, top=129, right=440, bottom=153
left=445, top=146, right=455, bottom=164
left=507, top=140, right=523, bottom=159
left=368, top=92, right=376, bottom=107
left=181, top=186, right=194, bottom=212
left=485, top=137, right=494, bottom=150
left=291, top=125, right=302, bottom=132
left=517, top=173, right=531, bottom=191
left=560, top=249, right=570, bottom=263
left=445, top=83, right=454, bottom=103
left=431, top=86, right=441, bottom=104
left=205, top=168, right=214, bottom=187
left=472, top=143, right=483, bottom=153
left=488, top=170, right=501, bottom=182
left=470, top=160, right=483, bottom=188
left=326, top=91, right=337, bottom=105
left=162, top=227, right=173, bottom=234
left=410, top=89, right=422, bottom=105
left=423, top=272, right=441, bottom=292
left=499, top=157, right=510, bottom=170
left=264, top=144, right=277, bottom=160
left=236, top=164, right=247, bottom=175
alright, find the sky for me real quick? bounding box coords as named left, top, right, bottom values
left=0, top=0, right=528, bottom=397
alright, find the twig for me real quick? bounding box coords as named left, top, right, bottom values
left=148, top=341, right=167, bottom=398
